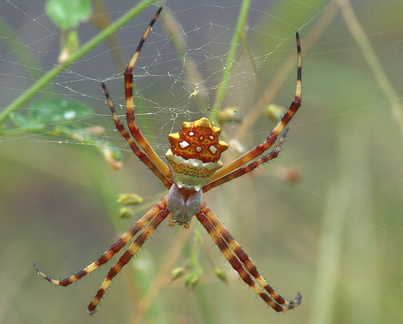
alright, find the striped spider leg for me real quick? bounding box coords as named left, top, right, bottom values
left=197, top=203, right=301, bottom=311
left=203, top=31, right=302, bottom=192
left=34, top=196, right=169, bottom=313
left=34, top=7, right=302, bottom=314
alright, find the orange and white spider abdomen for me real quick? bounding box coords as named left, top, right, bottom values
left=165, top=117, right=228, bottom=191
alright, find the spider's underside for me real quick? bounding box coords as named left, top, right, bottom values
left=34, top=7, right=303, bottom=314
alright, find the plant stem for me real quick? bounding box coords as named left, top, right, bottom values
left=337, top=0, right=403, bottom=131
left=209, top=0, right=251, bottom=123
left=0, top=0, right=156, bottom=125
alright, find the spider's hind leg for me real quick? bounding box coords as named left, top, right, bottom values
left=196, top=204, right=301, bottom=312
left=87, top=206, right=170, bottom=314
left=34, top=196, right=169, bottom=288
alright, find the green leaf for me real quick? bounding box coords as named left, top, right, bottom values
left=9, top=112, right=44, bottom=131
left=30, top=98, right=93, bottom=124
left=45, top=0, right=92, bottom=30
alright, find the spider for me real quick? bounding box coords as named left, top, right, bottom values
left=34, top=7, right=302, bottom=314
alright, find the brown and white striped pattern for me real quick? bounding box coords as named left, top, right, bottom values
left=205, top=32, right=302, bottom=192
left=197, top=204, right=301, bottom=312
left=123, top=7, right=171, bottom=181
left=203, top=129, right=289, bottom=191
left=34, top=197, right=168, bottom=290
left=102, top=83, right=172, bottom=188
left=102, top=7, right=172, bottom=188
left=35, top=7, right=304, bottom=315
left=88, top=205, right=170, bottom=314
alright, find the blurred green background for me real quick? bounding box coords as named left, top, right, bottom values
left=1, top=0, right=402, bottom=323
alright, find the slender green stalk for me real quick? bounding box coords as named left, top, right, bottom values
left=0, top=17, right=44, bottom=84
left=309, top=183, right=350, bottom=324
left=195, top=284, right=215, bottom=324
left=337, top=0, right=402, bottom=131
left=0, top=0, right=156, bottom=124
left=209, top=0, right=251, bottom=123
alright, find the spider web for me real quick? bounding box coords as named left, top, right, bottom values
left=1, top=1, right=402, bottom=323
left=1, top=1, right=325, bottom=154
